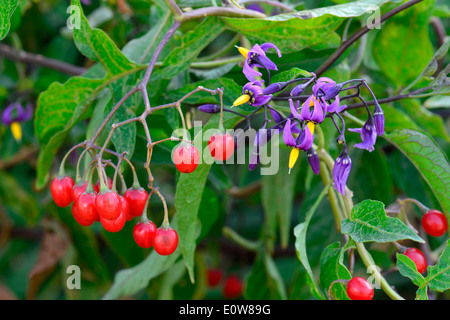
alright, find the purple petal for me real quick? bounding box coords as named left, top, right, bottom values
left=289, top=99, right=301, bottom=119
left=311, top=97, right=324, bottom=123
left=300, top=95, right=314, bottom=121
left=256, top=55, right=278, bottom=71
left=283, top=118, right=296, bottom=147
left=243, top=61, right=262, bottom=82
left=260, top=43, right=282, bottom=57
left=297, top=126, right=314, bottom=151
left=269, top=108, right=283, bottom=123
left=1, top=103, right=16, bottom=125
left=306, top=147, right=320, bottom=174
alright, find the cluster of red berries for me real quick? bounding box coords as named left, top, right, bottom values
left=50, top=175, right=178, bottom=255
left=207, top=269, right=243, bottom=299
left=172, top=133, right=235, bottom=173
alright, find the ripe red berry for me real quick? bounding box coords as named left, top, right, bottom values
left=100, top=196, right=128, bottom=232
left=403, top=248, right=427, bottom=274
left=76, top=192, right=99, bottom=222
left=208, top=133, right=235, bottom=161
left=172, top=144, right=200, bottom=173
left=94, top=177, right=112, bottom=193
left=72, top=181, right=88, bottom=203
left=72, top=204, right=94, bottom=227
left=422, top=210, right=448, bottom=237
left=95, top=190, right=122, bottom=220
left=207, top=268, right=223, bottom=287
left=133, top=220, right=157, bottom=248
left=153, top=227, right=178, bottom=255
left=346, top=277, right=374, bottom=300
left=124, top=187, right=148, bottom=220
left=222, top=275, right=242, bottom=299
left=50, top=176, right=75, bottom=207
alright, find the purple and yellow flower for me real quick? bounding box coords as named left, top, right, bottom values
left=348, top=118, right=377, bottom=152
left=233, top=81, right=272, bottom=107
left=1, top=102, right=32, bottom=142
left=333, top=149, right=352, bottom=195
left=283, top=118, right=314, bottom=173
left=236, top=43, right=281, bottom=82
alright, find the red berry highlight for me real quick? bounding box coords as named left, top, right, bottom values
left=208, top=133, right=235, bottom=161
left=50, top=176, right=75, bottom=207
left=172, top=144, right=200, bottom=173
left=153, top=227, right=178, bottom=255
left=207, top=268, right=223, bottom=288
left=76, top=192, right=99, bottom=222
left=422, top=209, right=448, bottom=237
left=100, top=196, right=128, bottom=232
left=124, top=188, right=148, bottom=219
left=403, top=248, right=427, bottom=274
left=222, top=275, right=242, bottom=299
left=133, top=220, right=157, bottom=248
left=72, top=203, right=95, bottom=227
left=95, top=190, right=122, bottom=220
left=346, top=277, right=374, bottom=300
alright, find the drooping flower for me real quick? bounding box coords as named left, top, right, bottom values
left=233, top=81, right=272, bottom=107
left=372, top=101, right=385, bottom=136
left=348, top=118, right=377, bottom=152
left=237, top=43, right=282, bottom=82
left=283, top=118, right=314, bottom=173
left=1, top=102, right=33, bottom=142
left=306, top=147, right=320, bottom=175
left=333, top=149, right=352, bottom=195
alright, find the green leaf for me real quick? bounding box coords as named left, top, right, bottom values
left=396, top=253, right=428, bottom=300
left=341, top=200, right=424, bottom=243
left=293, top=185, right=330, bottom=300
left=223, top=0, right=389, bottom=53
left=271, top=68, right=312, bottom=83
left=320, top=242, right=353, bottom=300
left=373, top=0, right=434, bottom=88
left=152, top=17, right=226, bottom=80
left=425, top=240, right=450, bottom=292
left=0, top=0, right=19, bottom=40
left=34, top=0, right=145, bottom=189
left=384, top=129, right=450, bottom=216
left=262, top=148, right=300, bottom=249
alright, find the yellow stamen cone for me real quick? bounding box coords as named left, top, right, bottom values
left=288, top=148, right=300, bottom=174
left=232, top=94, right=250, bottom=107
left=307, top=121, right=315, bottom=135
left=10, top=122, right=22, bottom=142
left=236, top=46, right=250, bottom=58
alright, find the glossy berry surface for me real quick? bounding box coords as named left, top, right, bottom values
left=153, top=227, right=178, bottom=255
left=124, top=188, right=148, bottom=219
left=207, top=268, right=223, bottom=288
left=100, top=196, right=128, bottom=232
left=346, top=277, right=374, bottom=300
left=72, top=181, right=88, bottom=203
left=50, top=176, right=75, bottom=207
left=422, top=210, right=448, bottom=237
left=95, top=190, right=122, bottom=220
left=208, top=133, right=235, bottom=161
left=404, top=248, right=427, bottom=274
left=133, top=220, right=157, bottom=248
left=172, top=144, right=200, bottom=173
left=222, top=275, right=242, bottom=299
left=76, top=192, right=99, bottom=222
left=72, top=204, right=94, bottom=227
left=94, top=177, right=112, bottom=193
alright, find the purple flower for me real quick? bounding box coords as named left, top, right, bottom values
left=1, top=102, right=33, bottom=142
left=306, top=147, right=320, bottom=175
left=282, top=118, right=313, bottom=151
left=333, top=150, right=352, bottom=195
left=198, top=104, right=221, bottom=113
left=237, top=43, right=282, bottom=82
left=233, top=81, right=272, bottom=107
left=348, top=118, right=377, bottom=152
left=324, top=95, right=346, bottom=114
left=373, top=101, right=384, bottom=136
left=312, top=77, right=336, bottom=98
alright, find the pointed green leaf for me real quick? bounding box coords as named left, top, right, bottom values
left=0, top=0, right=19, bottom=40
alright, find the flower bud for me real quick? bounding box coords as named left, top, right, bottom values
left=198, top=104, right=221, bottom=113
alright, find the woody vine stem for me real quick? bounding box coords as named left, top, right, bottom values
left=59, top=0, right=424, bottom=299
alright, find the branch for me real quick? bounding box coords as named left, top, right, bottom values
left=0, top=44, right=86, bottom=76
left=182, top=7, right=266, bottom=21
left=314, top=0, right=423, bottom=76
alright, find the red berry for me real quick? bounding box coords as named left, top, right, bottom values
left=153, top=227, right=178, bottom=255
left=172, top=144, right=200, bottom=173
left=76, top=192, right=99, bottom=222
left=72, top=204, right=94, bottom=227
left=422, top=210, right=448, bottom=237
left=124, top=188, right=148, bottom=219
left=346, top=277, right=374, bottom=300
left=403, top=248, right=427, bottom=274
left=72, top=181, right=88, bottom=203
left=222, top=275, right=242, bottom=299
left=50, top=176, right=75, bottom=207
left=95, top=190, right=121, bottom=220
left=94, top=177, right=112, bottom=193
left=100, top=196, right=128, bottom=232
left=208, top=133, right=235, bottom=161
left=207, top=268, right=223, bottom=287
left=133, top=220, right=157, bottom=248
